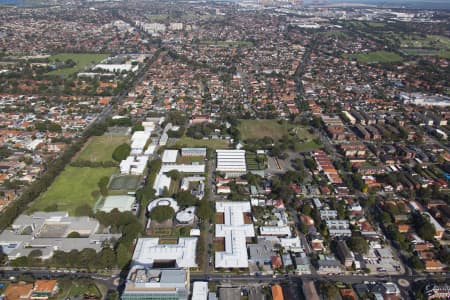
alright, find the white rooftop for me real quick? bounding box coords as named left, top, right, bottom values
left=192, top=282, right=208, bottom=300
left=162, top=149, right=179, bottom=164
left=120, top=155, right=149, bottom=175
left=215, top=201, right=254, bottom=269
left=216, top=149, right=246, bottom=173
left=153, top=164, right=206, bottom=196
left=132, top=237, right=198, bottom=268
left=147, top=198, right=179, bottom=213
left=259, top=226, right=292, bottom=237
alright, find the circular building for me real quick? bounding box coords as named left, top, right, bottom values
left=175, top=206, right=196, bottom=224
left=147, top=197, right=179, bottom=213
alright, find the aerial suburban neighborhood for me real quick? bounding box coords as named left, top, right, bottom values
left=0, top=0, right=449, bottom=299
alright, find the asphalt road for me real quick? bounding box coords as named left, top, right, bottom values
left=2, top=267, right=449, bottom=300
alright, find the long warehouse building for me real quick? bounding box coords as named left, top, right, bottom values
left=216, top=149, right=247, bottom=177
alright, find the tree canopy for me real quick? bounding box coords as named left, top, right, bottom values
left=112, top=143, right=131, bottom=162
left=175, top=190, right=198, bottom=207
left=67, top=231, right=81, bottom=238
left=347, top=235, right=369, bottom=254
left=412, top=212, right=436, bottom=241
left=150, top=206, right=175, bottom=223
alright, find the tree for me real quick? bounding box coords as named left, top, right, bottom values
left=197, top=197, right=212, bottom=221
left=165, top=170, right=181, bottom=181
left=319, top=281, right=339, bottom=300
left=131, top=124, right=144, bottom=133
left=112, top=143, right=131, bottom=162
left=162, top=186, right=170, bottom=197
left=347, top=236, right=369, bottom=254
left=98, top=176, right=109, bottom=196
left=11, top=256, right=28, bottom=267
left=79, top=248, right=97, bottom=268
left=175, top=191, right=198, bottom=207
left=304, top=158, right=317, bottom=170
left=150, top=206, right=175, bottom=223
left=67, top=231, right=81, bottom=238
left=28, top=249, right=43, bottom=262
left=116, top=243, right=130, bottom=269
left=301, top=204, right=312, bottom=216
left=412, top=213, right=436, bottom=241
left=337, top=201, right=346, bottom=219
left=98, top=247, right=116, bottom=269
left=409, top=255, right=424, bottom=270
left=75, top=204, right=93, bottom=217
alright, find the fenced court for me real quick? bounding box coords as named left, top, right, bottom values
left=109, top=175, right=140, bottom=190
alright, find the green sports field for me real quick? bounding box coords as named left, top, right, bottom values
left=238, top=119, right=314, bottom=140
left=399, top=35, right=450, bottom=49
left=174, top=136, right=230, bottom=149
left=46, top=53, right=109, bottom=76
left=30, top=166, right=116, bottom=215
left=344, top=51, right=403, bottom=63
left=75, top=135, right=129, bottom=163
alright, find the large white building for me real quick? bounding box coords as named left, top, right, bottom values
left=131, top=130, right=152, bottom=155
left=120, top=155, right=149, bottom=175
left=153, top=164, right=206, bottom=196
left=215, top=201, right=255, bottom=269
left=0, top=212, right=120, bottom=260
left=132, top=237, right=198, bottom=268
left=216, top=150, right=247, bottom=177
left=93, top=64, right=138, bottom=73
left=162, top=149, right=179, bottom=164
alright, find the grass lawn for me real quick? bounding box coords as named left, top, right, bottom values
left=174, top=136, right=230, bottom=149
left=75, top=134, right=129, bottom=163
left=366, top=21, right=385, bottom=27
left=67, top=281, right=101, bottom=298
left=295, top=140, right=322, bottom=152
left=30, top=166, right=116, bottom=215
left=322, top=31, right=348, bottom=39
left=45, top=53, right=109, bottom=76
left=400, top=35, right=450, bottom=49
left=238, top=119, right=316, bottom=141
left=169, top=178, right=180, bottom=195
left=402, top=48, right=450, bottom=59
left=147, top=14, right=168, bottom=21
left=344, top=51, right=403, bottom=63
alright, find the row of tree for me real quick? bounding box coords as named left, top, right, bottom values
left=0, top=123, right=108, bottom=231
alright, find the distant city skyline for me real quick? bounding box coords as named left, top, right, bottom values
left=306, top=0, right=450, bottom=9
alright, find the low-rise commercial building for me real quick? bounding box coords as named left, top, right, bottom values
left=122, top=267, right=189, bottom=300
